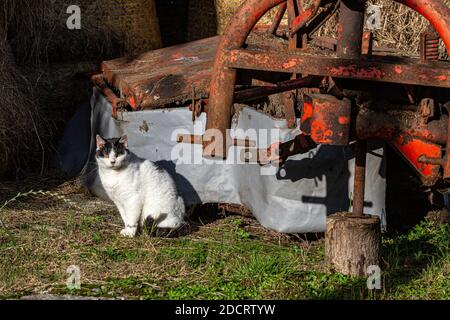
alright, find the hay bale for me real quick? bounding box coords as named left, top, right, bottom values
left=187, top=0, right=279, bottom=41
left=6, top=0, right=162, bottom=65
left=2, top=0, right=163, bottom=176
left=21, top=62, right=98, bottom=131
left=0, top=37, right=50, bottom=178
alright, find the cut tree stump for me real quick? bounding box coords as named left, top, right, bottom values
left=325, top=212, right=381, bottom=277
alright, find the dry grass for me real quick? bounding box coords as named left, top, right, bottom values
left=0, top=175, right=319, bottom=298
left=0, top=174, right=448, bottom=299
left=0, top=35, right=50, bottom=178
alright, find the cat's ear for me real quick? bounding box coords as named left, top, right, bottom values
left=96, top=135, right=106, bottom=150
left=119, top=135, right=128, bottom=148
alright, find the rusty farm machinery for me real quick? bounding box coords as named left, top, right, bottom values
left=88, top=0, right=450, bottom=276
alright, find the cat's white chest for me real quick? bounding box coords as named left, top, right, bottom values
left=99, top=168, right=139, bottom=198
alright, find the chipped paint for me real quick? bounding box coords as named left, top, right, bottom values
left=283, top=59, right=297, bottom=69
left=329, top=65, right=384, bottom=79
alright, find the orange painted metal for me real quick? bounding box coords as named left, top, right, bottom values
left=290, top=0, right=321, bottom=36
left=301, top=94, right=351, bottom=146
left=205, top=0, right=287, bottom=159
left=392, top=135, right=442, bottom=186
left=444, top=109, right=450, bottom=179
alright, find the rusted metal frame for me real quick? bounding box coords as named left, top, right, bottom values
left=337, top=0, right=365, bottom=58
left=352, top=139, right=367, bottom=216
left=243, top=133, right=317, bottom=165
left=395, top=0, right=450, bottom=55
left=355, top=109, right=448, bottom=145
left=268, top=2, right=288, bottom=35
left=420, top=24, right=440, bottom=63
left=290, top=0, right=322, bottom=37
left=226, top=49, right=450, bottom=88
left=274, top=133, right=316, bottom=163
left=337, top=0, right=366, bottom=216
left=91, top=74, right=127, bottom=119
left=303, top=0, right=340, bottom=38
left=177, top=134, right=256, bottom=148
left=281, top=91, right=298, bottom=128
left=205, top=0, right=287, bottom=159
left=285, top=0, right=304, bottom=128
left=444, top=103, right=450, bottom=179
left=418, top=155, right=445, bottom=166
left=287, top=0, right=303, bottom=49
left=361, top=31, right=373, bottom=55
left=355, top=109, right=445, bottom=185
left=234, top=75, right=322, bottom=102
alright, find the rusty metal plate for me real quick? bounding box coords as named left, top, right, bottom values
left=101, top=36, right=220, bottom=110
left=227, top=49, right=450, bottom=88
left=301, top=93, right=351, bottom=146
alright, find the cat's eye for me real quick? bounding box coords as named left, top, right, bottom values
left=103, top=151, right=109, bottom=157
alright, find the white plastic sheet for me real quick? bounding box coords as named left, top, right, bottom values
left=57, top=88, right=387, bottom=233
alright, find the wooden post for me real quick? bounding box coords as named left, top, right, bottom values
left=325, top=212, right=381, bottom=277
left=325, top=140, right=381, bottom=277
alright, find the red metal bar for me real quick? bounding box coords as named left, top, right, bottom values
left=355, top=109, right=445, bottom=185
left=268, top=2, right=288, bottom=35
left=444, top=106, right=450, bottom=179
left=362, top=31, right=373, bottom=55
left=420, top=24, right=440, bottom=62
left=355, top=109, right=448, bottom=145
left=353, top=140, right=367, bottom=216
left=287, top=0, right=302, bottom=49
left=227, top=49, right=450, bottom=88
left=91, top=74, right=126, bottom=118
left=395, top=0, right=450, bottom=55
left=234, top=75, right=322, bottom=102
left=290, top=0, right=321, bottom=36
left=205, top=0, right=287, bottom=158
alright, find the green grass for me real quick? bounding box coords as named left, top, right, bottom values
left=0, top=179, right=448, bottom=300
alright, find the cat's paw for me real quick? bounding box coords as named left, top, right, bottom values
left=120, top=227, right=137, bottom=237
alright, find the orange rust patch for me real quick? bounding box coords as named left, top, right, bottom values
left=282, top=59, right=297, bottom=69
left=329, top=65, right=384, bottom=79
left=172, top=53, right=183, bottom=60
left=338, top=116, right=350, bottom=125
left=129, top=96, right=137, bottom=109
left=302, top=102, right=313, bottom=123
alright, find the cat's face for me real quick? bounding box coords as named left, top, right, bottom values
left=95, top=135, right=129, bottom=170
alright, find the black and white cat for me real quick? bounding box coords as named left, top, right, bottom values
left=95, top=135, right=186, bottom=237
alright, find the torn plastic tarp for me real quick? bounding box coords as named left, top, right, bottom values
left=56, top=88, right=387, bottom=233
